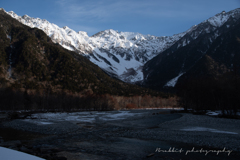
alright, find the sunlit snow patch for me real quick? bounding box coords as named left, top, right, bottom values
left=164, top=73, right=184, bottom=87
left=99, top=111, right=142, bottom=121
left=206, top=110, right=240, bottom=116
left=0, top=147, right=45, bottom=160
left=206, top=111, right=222, bottom=116
left=181, top=127, right=238, bottom=135
left=23, top=119, right=54, bottom=125
left=27, top=111, right=143, bottom=123
left=7, top=34, right=12, bottom=41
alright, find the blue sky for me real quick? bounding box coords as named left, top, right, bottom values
left=1, top=0, right=240, bottom=36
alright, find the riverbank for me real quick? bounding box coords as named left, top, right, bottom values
left=0, top=110, right=239, bottom=159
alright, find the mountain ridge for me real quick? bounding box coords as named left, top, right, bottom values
left=3, top=8, right=190, bottom=83
left=143, top=8, right=240, bottom=90
left=0, top=9, right=164, bottom=97
left=2, top=7, right=240, bottom=87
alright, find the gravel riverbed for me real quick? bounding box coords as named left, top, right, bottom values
left=1, top=110, right=240, bottom=160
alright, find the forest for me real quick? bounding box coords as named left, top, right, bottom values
left=0, top=88, right=177, bottom=112
left=176, top=71, right=240, bottom=117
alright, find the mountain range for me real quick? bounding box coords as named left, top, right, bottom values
left=0, top=8, right=161, bottom=97
left=2, top=7, right=240, bottom=92
left=4, top=9, right=196, bottom=83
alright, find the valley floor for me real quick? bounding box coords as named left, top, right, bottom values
left=0, top=110, right=240, bottom=160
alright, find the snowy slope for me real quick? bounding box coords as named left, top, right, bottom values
left=4, top=8, right=240, bottom=84
left=5, top=9, right=186, bottom=83
left=164, top=72, right=185, bottom=87
left=205, top=10, right=240, bottom=27
left=173, top=9, right=240, bottom=50
left=88, top=29, right=187, bottom=82
left=143, top=8, right=240, bottom=89
left=7, top=11, right=92, bottom=54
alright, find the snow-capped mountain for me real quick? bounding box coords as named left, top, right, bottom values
left=5, top=9, right=188, bottom=83
left=0, top=8, right=159, bottom=97
left=173, top=9, right=240, bottom=50
left=7, top=11, right=92, bottom=54
left=4, top=8, right=240, bottom=85
left=143, top=8, right=240, bottom=90
left=87, top=29, right=188, bottom=82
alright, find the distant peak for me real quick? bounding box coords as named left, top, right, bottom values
left=104, top=29, right=118, bottom=34
left=63, top=26, right=70, bottom=30
left=22, top=14, right=30, bottom=18
left=8, top=11, right=15, bottom=14
left=78, top=31, right=88, bottom=37
left=105, top=29, right=116, bottom=32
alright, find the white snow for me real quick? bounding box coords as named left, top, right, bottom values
left=5, top=8, right=240, bottom=83
left=23, top=119, right=54, bottom=125
left=164, top=73, right=184, bottom=87
left=90, top=47, right=145, bottom=83
left=26, top=111, right=143, bottom=123
left=5, top=10, right=188, bottom=83
left=6, top=34, right=11, bottom=41
left=206, top=110, right=240, bottom=116
left=207, top=14, right=229, bottom=27
left=182, top=40, right=187, bottom=47
left=206, top=112, right=219, bottom=116
left=206, top=111, right=222, bottom=116
left=181, top=127, right=238, bottom=135
left=0, top=147, right=45, bottom=160
left=99, top=111, right=142, bottom=120
left=62, top=44, right=74, bottom=51
left=206, top=8, right=240, bottom=27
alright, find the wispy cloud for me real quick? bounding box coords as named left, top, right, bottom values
left=56, top=0, right=111, bottom=22
left=54, top=0, right=239, bottom=36
left=55, top=0, right=205, bottom=22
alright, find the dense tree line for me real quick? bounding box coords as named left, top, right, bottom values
left=0, top=89, right=115, bottom=111
left=0, top=88, right=177, bottom=111
left=177, top=72, right=240, bottom=116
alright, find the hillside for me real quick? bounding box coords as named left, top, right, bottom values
left=143, top=8, right=240, bottom=91
left=5, top=8, right=240, bottom=88
left=0, top=9, right=174, bottom=111
left=0, top=9, right=157, bottom=95
left=5, top=8, right=190, bottom=83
